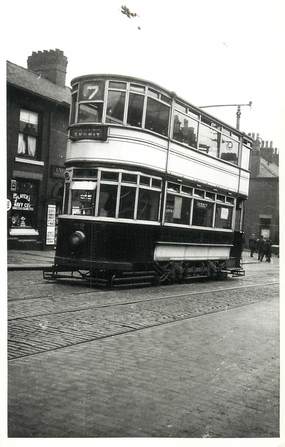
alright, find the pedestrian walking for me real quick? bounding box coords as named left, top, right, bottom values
left=257, top=235, right=266, bottom=261
left=248, top=233, right=257, bottom=257
left=264, top=238, right=272, bottom=262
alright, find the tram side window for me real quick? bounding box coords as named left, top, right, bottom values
left=127, top=93, right=144, bottom=127
left=215, top=205, right=233, bottom=229
left=119, top=186, right=136, bottom=219
left=78, top=103, right=103, bottom=123
left=145, top=98, right=169, bottom=136
left=106, top=90, right=126, bottom=124
left=173, top=112, right=198, bottom=148
left=165, top=194, right=191, bottom=225
left=192, top=200, right=214, bottom=227
left=198, top=124, right=219, bottom=157
left=98, top=184, right=118, bottom=217
left=220, top=137, right=239, bottom=165
left=137, top=189, right=160, bottom=221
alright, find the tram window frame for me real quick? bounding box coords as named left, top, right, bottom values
left=145, top=96, right=170, bottom=137
left=172, top=109, right=198, bottom=149
left=214, top=204, right=233, bottom=229
left=191, top=199, right=214, bottom=228
left=164, top=193, right=192, bottom=226
left=94, top=169, right=162, bottom=222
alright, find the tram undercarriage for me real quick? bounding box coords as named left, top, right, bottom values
left=43, top=258, right=245, bottom=288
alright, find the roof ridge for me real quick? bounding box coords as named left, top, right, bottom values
left=7, top=60, right=70, bottom=93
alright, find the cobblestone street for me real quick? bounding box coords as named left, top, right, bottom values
left=7, top=258, right=280, bottom=438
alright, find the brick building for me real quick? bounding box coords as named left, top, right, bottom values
left=244, top=134, right=279, bottom=247
left=7, top=49, right=71, bottom=249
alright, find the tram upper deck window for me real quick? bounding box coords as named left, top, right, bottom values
left=78, top=103, right=103, bottom=123
left=145, top=98, right=170, bottom=136
left=173, top=111, right=198, bottom=148
left=77, top=80, right=105, bottom=123
left=198, top=123, right=219, bottom=158
left=220, top=135, right=239, bottom=165
left=127, top=93, right=144, bottom=127
left=106, top=90, right=126, bottom=124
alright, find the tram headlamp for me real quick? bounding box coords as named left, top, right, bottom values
left=69, top=230, right=86, bottom=248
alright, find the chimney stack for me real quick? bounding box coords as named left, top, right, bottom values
left=27, top=49, right=68, bottom=87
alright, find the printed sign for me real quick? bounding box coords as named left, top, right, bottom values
left=220, top=207, right=229, bottom=220
left=69, top=125, right=108, bottom=141
left=46, top=204, right=56, bottom=245
left=12, top=193, right=34, bottom=211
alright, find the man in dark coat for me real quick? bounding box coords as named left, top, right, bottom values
left=248, top=233, right=257, bottom=257
left=257, top=235, right=266, bottom=261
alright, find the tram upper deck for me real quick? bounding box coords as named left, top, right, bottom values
left=67, top=74, right=252, bottom=197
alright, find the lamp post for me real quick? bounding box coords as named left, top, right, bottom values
left=199, top=101, right=252, bottom=130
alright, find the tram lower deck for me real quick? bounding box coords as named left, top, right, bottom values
left=44, top=217, right=244, bottom=287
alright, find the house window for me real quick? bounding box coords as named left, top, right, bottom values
left=17, top=109, right=39, bottom=158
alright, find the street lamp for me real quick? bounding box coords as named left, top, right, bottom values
left=199, top=101, right=252, bottom=130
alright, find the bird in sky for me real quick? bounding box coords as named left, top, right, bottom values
left=121, top=5, right=138, bottom=18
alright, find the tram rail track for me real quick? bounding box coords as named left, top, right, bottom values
left=8, top=281, right=279, bottom=360
left=8, top=280, right=278, bottom=320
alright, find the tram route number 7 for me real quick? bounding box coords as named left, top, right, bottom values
left=80, top=81, right=104, bottom=101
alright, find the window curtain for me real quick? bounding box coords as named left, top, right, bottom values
left=27, top=136, right=36, bottom=157
left=17, top=133, right=26, bottom=154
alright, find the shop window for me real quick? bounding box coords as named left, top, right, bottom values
left=165, top=194, right=191, bottom=225
left=137, top=189, right=160, bottom=221
left=145, top=98, right=169, bottom=136
left=10, top=179, right=39, bottom=232
left=192, top=200, right=214, bottom=227
left=215, top=205, right=233, bottom=229
left=17, top=109, right=39, bottom=158
left=173, top=111, right=198, bottom=148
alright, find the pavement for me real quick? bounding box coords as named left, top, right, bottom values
left=7, top=248, right=267, bottom=270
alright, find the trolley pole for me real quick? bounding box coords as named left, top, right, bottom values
left=199, top=102, right=252, bottom=130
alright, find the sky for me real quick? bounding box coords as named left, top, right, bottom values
left=2, top=0, right=284, bottom=151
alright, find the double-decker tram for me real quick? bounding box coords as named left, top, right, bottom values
left=44, top=74, right=252, bottom=287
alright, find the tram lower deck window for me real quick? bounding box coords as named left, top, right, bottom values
left=165, top=194, right=191, bottom=225
left=215, top=205, right=233, bottom=229
left=98, top=184, right=117, bottom=217
left=192, top=200, right=214, bottom=227
left=137, top=189, right=160, bottom=221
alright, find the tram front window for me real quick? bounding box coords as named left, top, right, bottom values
left=119, top=186, right=136, bottom=218
left=70, top=181, right=96, bottom=215
left=106, top=91, right=126, bottom=124
left=98, top=184, right=118, bottom=217
left=78, top=103, right=103, bottom=123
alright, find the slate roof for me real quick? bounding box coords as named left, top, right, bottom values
left=7, top=60, right=71, bottom=106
